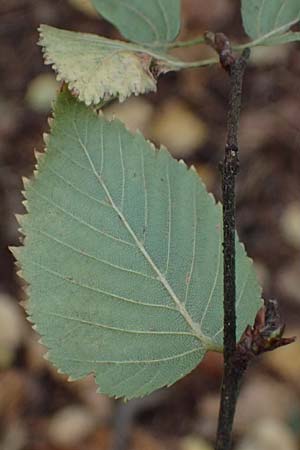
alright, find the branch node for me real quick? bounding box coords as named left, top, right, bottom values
left=237, top=300, right=296, bottom=362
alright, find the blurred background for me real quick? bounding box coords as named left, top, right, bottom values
left=1, top=0, right=300, bottom=449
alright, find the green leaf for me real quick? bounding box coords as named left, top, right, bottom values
left=39, top=25, right=160, bottom=106
left=260, top=31, right=300, bottom=46
left=13, top=91, right=262, bottom=399
left=91, top=0, right=181, bottom=46
left=241, top=0, right=300, bottom=40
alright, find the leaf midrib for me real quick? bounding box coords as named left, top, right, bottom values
left=72, top=116, right=214, bottom=349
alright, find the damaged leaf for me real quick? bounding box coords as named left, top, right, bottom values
left=39, top=25, right=167, bottom=106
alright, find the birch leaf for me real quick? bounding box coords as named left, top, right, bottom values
left=39, top=25, right=159, bottom=106
left=242, top=0, right=300, bottom=40
left=13, top=92, right=262, bottom=399
left=91, top=0, right=181, bottom=46
left=259, top=31, right=300, bottom=46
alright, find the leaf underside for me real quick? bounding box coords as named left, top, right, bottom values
left=39, top=25, right=157, bottom=106
left=91, top=0, right=181, bottom=46
left=262, top=31, right=300, bottom=46
left=242, top=0, right=300, bottom=41
left=14, top=92, right=262, bottom=399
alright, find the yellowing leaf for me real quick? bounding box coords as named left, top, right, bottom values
left=39, top=25, right=158, bottom=106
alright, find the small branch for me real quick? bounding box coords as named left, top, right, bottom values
left=214, top=45, right=250, bottom=450
left=205, top=32, right=296, bottom=450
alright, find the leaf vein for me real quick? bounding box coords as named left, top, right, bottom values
left=50, top=141, right=93, bottom=174
left=47, top=312, right=197, bottom=337
left=257, top=0, right=267, bottom=36
left=112, top=366, right=148, bottom=392
left=73, top=120, right=212, bottom=346
left=156, top=0, right=170, bottom=40
left=30, top=260, right=177, bottom=312
left=31, top=227, right=157, bottom=281
left=213, top=267, right=251, bottom=339
left=118, top=0, right=160, bottom=41
left=63, top=347, right=202, bottom=365
left=136, top=365, right=160, bottom=394
left=141, top=149, right=148, bottom=242
left=275, top=0, right=287, bottom=28
left=165, top=162, right=171, bottom=275
left=184, top=181, right=197, bottom=304
left=119, top=130, right=125, bottom=211
left=29, top=186, right=135, bottom=248
left=47, top=166, right=112, bottom=210
left=99, top=121, right=104, bottom=175
left=199, top=231, right=222, bottom=328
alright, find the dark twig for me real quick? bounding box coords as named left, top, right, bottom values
left=215, top=46, right=250, bottom=450
left=205, top=34, right=296, bottom=450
